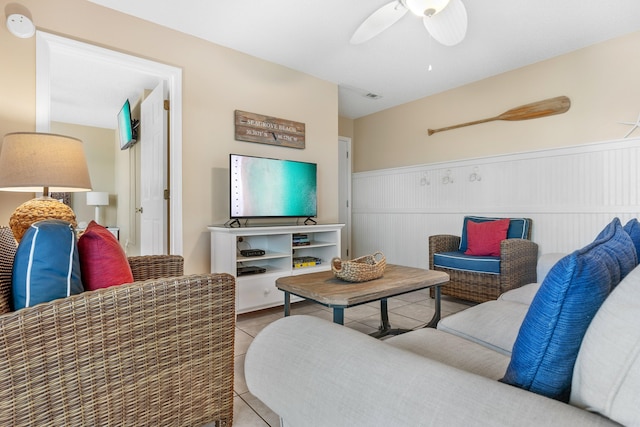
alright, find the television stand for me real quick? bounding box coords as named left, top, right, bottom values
left=208, top=224, right=343, bottom=314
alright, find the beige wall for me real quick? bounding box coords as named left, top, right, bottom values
left=0, top=0, right=339, bottom=274
left=338, top=116, right=354, bottom=139
left=51, top=122, right=117, bottom=228
left=353, top=31, right=640, bottom=172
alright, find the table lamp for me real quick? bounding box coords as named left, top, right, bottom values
left=86, top=191, right=109, bottom=225
left=0, top=132, right=92, bottom=242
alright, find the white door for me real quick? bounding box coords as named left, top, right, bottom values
left=140, top=82, right=168, bottom=255
left=338, top=137, right=352, bottom=259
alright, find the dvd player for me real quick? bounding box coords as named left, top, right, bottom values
left=240, top=249, right=266, bottom=257
left=237, top=265, right=267, bottom=276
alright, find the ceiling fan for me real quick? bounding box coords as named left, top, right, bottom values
left=350, top=0, right=467, bottom=46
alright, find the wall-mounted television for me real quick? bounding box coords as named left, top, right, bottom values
left=117, top=99, right=139, bottom=150
left=230, top=154, right=317, bottom=220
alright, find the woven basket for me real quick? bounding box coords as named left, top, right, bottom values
left=331, top=251, right=386, bottom=283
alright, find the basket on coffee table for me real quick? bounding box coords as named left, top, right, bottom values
left=331, top=251, right=386, bottom=282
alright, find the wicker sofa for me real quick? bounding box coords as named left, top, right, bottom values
left=0, top=226, right=236, bottom=426
left=429, top=216, right=538, bottom=302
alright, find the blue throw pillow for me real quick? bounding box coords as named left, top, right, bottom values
left=623, top=218, right=640, bottom=261
left=12, top=219, right=84, bottom=310
left=592, top=218, right=638, bottom=285
left=501, top=218, right=636, bottom=401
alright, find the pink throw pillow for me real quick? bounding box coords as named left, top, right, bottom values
left=464, top=218, right=510, bottom=256
left=78, top=221, right=133, bottom=290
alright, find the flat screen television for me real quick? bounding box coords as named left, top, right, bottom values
left=117, top=99, right=139, bottom=150
left=230, top=154, right=317, bottom=220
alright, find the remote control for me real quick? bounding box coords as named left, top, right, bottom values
left=240, top=249, right=266, bottom=257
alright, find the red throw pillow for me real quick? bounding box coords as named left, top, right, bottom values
left=78, top=221, right=133, bottom=290
left=464, top=218, right=510, bottom=256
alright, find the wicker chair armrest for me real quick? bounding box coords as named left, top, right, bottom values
left=0, top=273, right=236, bottom=426
left=128, top=254, right=184, bottom=281
left=429, top=235, right=461, bottom=268
left=500, top=239, right=539, bottom=292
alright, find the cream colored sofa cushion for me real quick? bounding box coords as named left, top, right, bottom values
left=570, top=263, right=640, bottom=426
left=497, top=282, right=540, bottom=305
left=385, top=328, right=510, bottom=379
left=437, top=300, right=529, bottom=356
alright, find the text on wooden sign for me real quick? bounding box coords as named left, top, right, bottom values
left=235, top=110, right=305, bottom=149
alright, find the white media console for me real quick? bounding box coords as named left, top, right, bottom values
left=208, top=224, right=343, bottom=314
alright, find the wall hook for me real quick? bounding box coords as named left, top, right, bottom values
left=469, top=167, right=481, bottom=182
left=442, top=170, right=454, bottom=185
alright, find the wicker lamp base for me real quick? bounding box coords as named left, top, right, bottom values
left=9, top=198, right=77, bottom=242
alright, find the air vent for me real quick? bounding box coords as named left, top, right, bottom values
left=364, top=92, right=382, bottom=100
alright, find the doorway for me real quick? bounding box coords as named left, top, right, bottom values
left=35, top=32, right=183, bottom=255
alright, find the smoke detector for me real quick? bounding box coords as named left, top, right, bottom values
left=6, top=14, right=35, bottom=39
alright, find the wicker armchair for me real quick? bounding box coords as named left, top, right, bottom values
left=0, top=226, right=235, bottom=426
left=429, top=217, right=538, bottom=303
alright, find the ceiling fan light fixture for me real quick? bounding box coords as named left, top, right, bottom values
left=405, top=0, right=451, bottom=17
left=422, top=0, right=467, bottom=46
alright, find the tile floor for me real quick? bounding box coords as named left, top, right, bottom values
left=231, top=289, right=475, bottom=426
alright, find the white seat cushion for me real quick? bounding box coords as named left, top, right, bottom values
left=437, top=300, right=530, bottom=356
left=570, top=263, right=640, bottom=426
left=385, top=328, right=510, bottom=380
left=498, top=282, right=540, bottom=305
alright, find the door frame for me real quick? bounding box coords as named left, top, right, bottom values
left=35, top=31, right=183, bottom=255
left=338, top=136, right=352, bottom=259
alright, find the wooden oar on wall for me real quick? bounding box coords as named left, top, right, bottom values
left=427, top=96, right=571, bottom=136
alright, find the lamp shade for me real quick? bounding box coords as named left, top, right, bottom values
left=0, top=132, right=92, bottom=194
left=86, top=191, right=109, bottom=206
left=86, top=191, right=109, bottom=225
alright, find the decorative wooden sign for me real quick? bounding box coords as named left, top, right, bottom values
left=235, top=110, right=306, bottom=149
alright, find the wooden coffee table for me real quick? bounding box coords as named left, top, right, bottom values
left=276, top=264, right=449, bottom=338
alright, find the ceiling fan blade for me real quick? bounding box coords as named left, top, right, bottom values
left=423, top=0, right=467, bottom=46
left=350, top=1, right=408, bottom=45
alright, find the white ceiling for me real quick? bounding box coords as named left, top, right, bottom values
left=49, top=47, right=161, bottom=129
left=52, top=0, right=640, bottom=129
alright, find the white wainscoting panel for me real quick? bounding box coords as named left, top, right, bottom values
left=352, top=137, right=640, bottom=270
